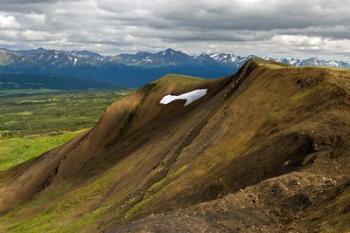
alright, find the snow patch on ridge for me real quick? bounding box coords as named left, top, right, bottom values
left=160, top=89, right=208, bottom=106
left=73, top=58, right=78, bottom=66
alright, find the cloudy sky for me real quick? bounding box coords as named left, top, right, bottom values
left=0, top=0, right=349, bottom=59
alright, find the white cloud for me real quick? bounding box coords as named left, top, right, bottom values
left=21, top=30, right=46, bottom=41
left=271, top=35, right=324, bottom=47
left=271, top=35, right=325, bottom=52
left=0, top=14, right=20, bottom=29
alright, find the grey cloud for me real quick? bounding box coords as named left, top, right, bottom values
left=0, top=0, right=78, bottom=5
left=0, top=0, right=349, bottom=59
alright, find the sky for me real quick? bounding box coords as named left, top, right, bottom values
left=0, top=0, right=349, bottom=59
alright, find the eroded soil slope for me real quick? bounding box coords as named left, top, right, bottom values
left=0, top=59, right=349, bottom=233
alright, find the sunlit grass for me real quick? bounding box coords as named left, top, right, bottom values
left=0, top=129, right=86, bottom=171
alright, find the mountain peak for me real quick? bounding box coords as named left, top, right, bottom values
left=164, top=48, right=177, bottom=54
left=157, top=48, right=190, bottom=57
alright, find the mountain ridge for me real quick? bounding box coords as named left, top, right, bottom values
left=0, top=59, right=349, bottom=232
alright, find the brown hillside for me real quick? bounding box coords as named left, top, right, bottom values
left=0, top=59, right=349, bottom=233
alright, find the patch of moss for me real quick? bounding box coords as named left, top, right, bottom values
left=124, top=195, right=154, bottom=220
left=146, top=165, right=189, bottom=198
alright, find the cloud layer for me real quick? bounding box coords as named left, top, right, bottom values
left=0, top=0, right=349, bottom=59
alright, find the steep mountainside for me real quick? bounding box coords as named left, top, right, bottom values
left=0, top=59, right=349, bottom=233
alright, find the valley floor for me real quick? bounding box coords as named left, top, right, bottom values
left=0, top=89, right=131, bottom=171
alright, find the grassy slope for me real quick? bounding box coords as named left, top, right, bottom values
left=113, top=62, right=350, bottom=232
left=0, top=74, right=208, bottom=233
left=154, top=74, right=204, bottom=85
left=0, top=64, right=349, bottom=232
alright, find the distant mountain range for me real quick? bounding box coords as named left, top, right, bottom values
left=269, top=57, right=350, bottom=69
left=0, top=47, right=349, bottom=89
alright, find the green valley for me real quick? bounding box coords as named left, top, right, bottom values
left=0, top=89, right=131, bottom=171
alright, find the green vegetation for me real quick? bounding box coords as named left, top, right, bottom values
left=0, top=153, right=136, bottom=233
left=0, top=73, right=121, bottom=90
left=0, top=88, right=64, bottom=97
left=0, top=89, right=131, bottom=137
left=0, top=89, right=132, bottom=171
left=0, top=130, right=84, bottom=171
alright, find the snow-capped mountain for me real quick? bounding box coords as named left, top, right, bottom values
left=9, top=48, right=106, bottom=67
left=210, top=53, right=237, bottom=63
left=1, top=47, right=349, bottom=69
left=0, top=47, right=349, bottom=88
left=265, top=57, right=350, bottom=68
left=112, top=48, right=194, bottom=66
